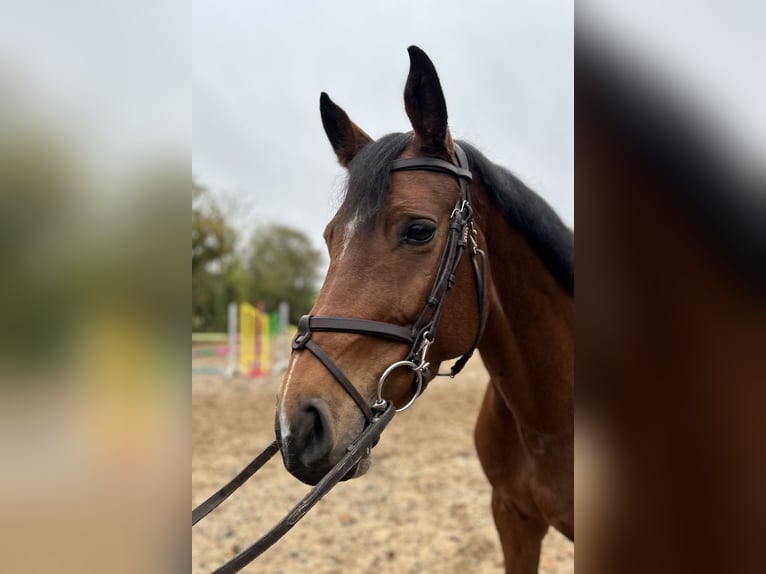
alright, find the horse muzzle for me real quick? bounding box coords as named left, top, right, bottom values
left=276, top=397, right=371, bottom=485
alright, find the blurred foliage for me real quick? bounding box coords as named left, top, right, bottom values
left=191, top=182, right=322, bottom=330
left=243, top=224, right=322, bottom=325
left=0, top=125, right=188, bottom=384
left=0, top=10, right=188, bottom=573
left=191, top=181, right=238, bottom=331
left=0, top=130, right=81, bottom=377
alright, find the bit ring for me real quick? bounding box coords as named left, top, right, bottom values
left=376, top=360, right=425, bottom=413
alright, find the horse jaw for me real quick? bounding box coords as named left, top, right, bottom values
left=342, top=451, right=372, bottom=481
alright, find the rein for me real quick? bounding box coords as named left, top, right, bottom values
left=192, top=401, right=396, bottom=574
left=292, top=143, right=488, bottom=419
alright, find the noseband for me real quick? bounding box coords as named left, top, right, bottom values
left=291, top=144, right=488, bottom=422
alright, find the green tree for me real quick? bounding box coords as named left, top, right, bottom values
left=244, top=225, right=322, bottom=324
left=192, top=181, right=238, bottom=330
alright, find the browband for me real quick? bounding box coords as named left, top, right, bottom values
left=391, top=156, right=473, bottom=182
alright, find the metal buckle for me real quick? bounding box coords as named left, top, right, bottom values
left=469, top=224, right=479, bottom=254
left=415, top=331, right=433, bottom=366
left=450, top=199, right=470, bottom=220
left=292, top=316, right=312, bottom=350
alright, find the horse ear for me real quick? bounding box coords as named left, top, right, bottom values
left=404, top=46, right=452, bottom=154
left=320, top=92, right=373, bottom=167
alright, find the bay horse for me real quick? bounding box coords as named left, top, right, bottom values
left=275, top=46, right=573, bottom=573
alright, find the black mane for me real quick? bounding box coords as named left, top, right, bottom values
left=459, top=141, right=574, bottom=295
left=339, top=132, right=412, bottom=224
left=339, top=133, right=574, bottom=295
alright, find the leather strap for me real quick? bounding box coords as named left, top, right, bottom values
left=300, top=316, right=413, bottom=345
left=405, top=144, right=484, bottom=379
left=445, top=246, right=488, bottom=377
left=192, top=441, right=279, bottom=527
left=391, top=156, right=473, bottom=182
left=304, top=339, right=374, bottom=422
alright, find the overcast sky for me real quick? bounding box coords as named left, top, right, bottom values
left=193, top=1, right=574, bottom=249
left=2, top=1, right=760, bottom=253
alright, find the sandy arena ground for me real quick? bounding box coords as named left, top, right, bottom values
left=192, top=355, right=574, bottom=573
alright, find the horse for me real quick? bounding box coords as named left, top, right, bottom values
left=275, top=46, right=574, bottom=573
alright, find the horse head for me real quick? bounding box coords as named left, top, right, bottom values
left=275, top=46, right=488, bottom=485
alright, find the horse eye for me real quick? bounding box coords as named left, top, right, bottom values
left=404, top=221, right=436, bottom=244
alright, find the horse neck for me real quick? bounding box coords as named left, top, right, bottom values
left=475, top=190, right=574, bottom=440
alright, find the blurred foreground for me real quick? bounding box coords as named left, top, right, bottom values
left=0, top=1, right=187, bottom=571
left=577, top=5, right=766, bottom=572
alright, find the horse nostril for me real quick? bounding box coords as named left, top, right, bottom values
left=302, top=406, right=324, bottom=443
left=294, top=400, right=334, bottom=467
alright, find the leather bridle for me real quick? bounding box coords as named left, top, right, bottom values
left=291, top=143, right=488, bottom=422
left=192, top=144, right=489, bottom=574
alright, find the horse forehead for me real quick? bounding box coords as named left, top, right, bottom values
left=389, top=170, right=462, bottom=207
left=334, top=213, right=363, bottom=262
left=322, top=214, right=375, bottom=268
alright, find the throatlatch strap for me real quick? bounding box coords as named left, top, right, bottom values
left=446, top=247, right=488, bottom=378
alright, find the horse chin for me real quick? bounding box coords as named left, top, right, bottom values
left=342, top=452, right=371, bottom=481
